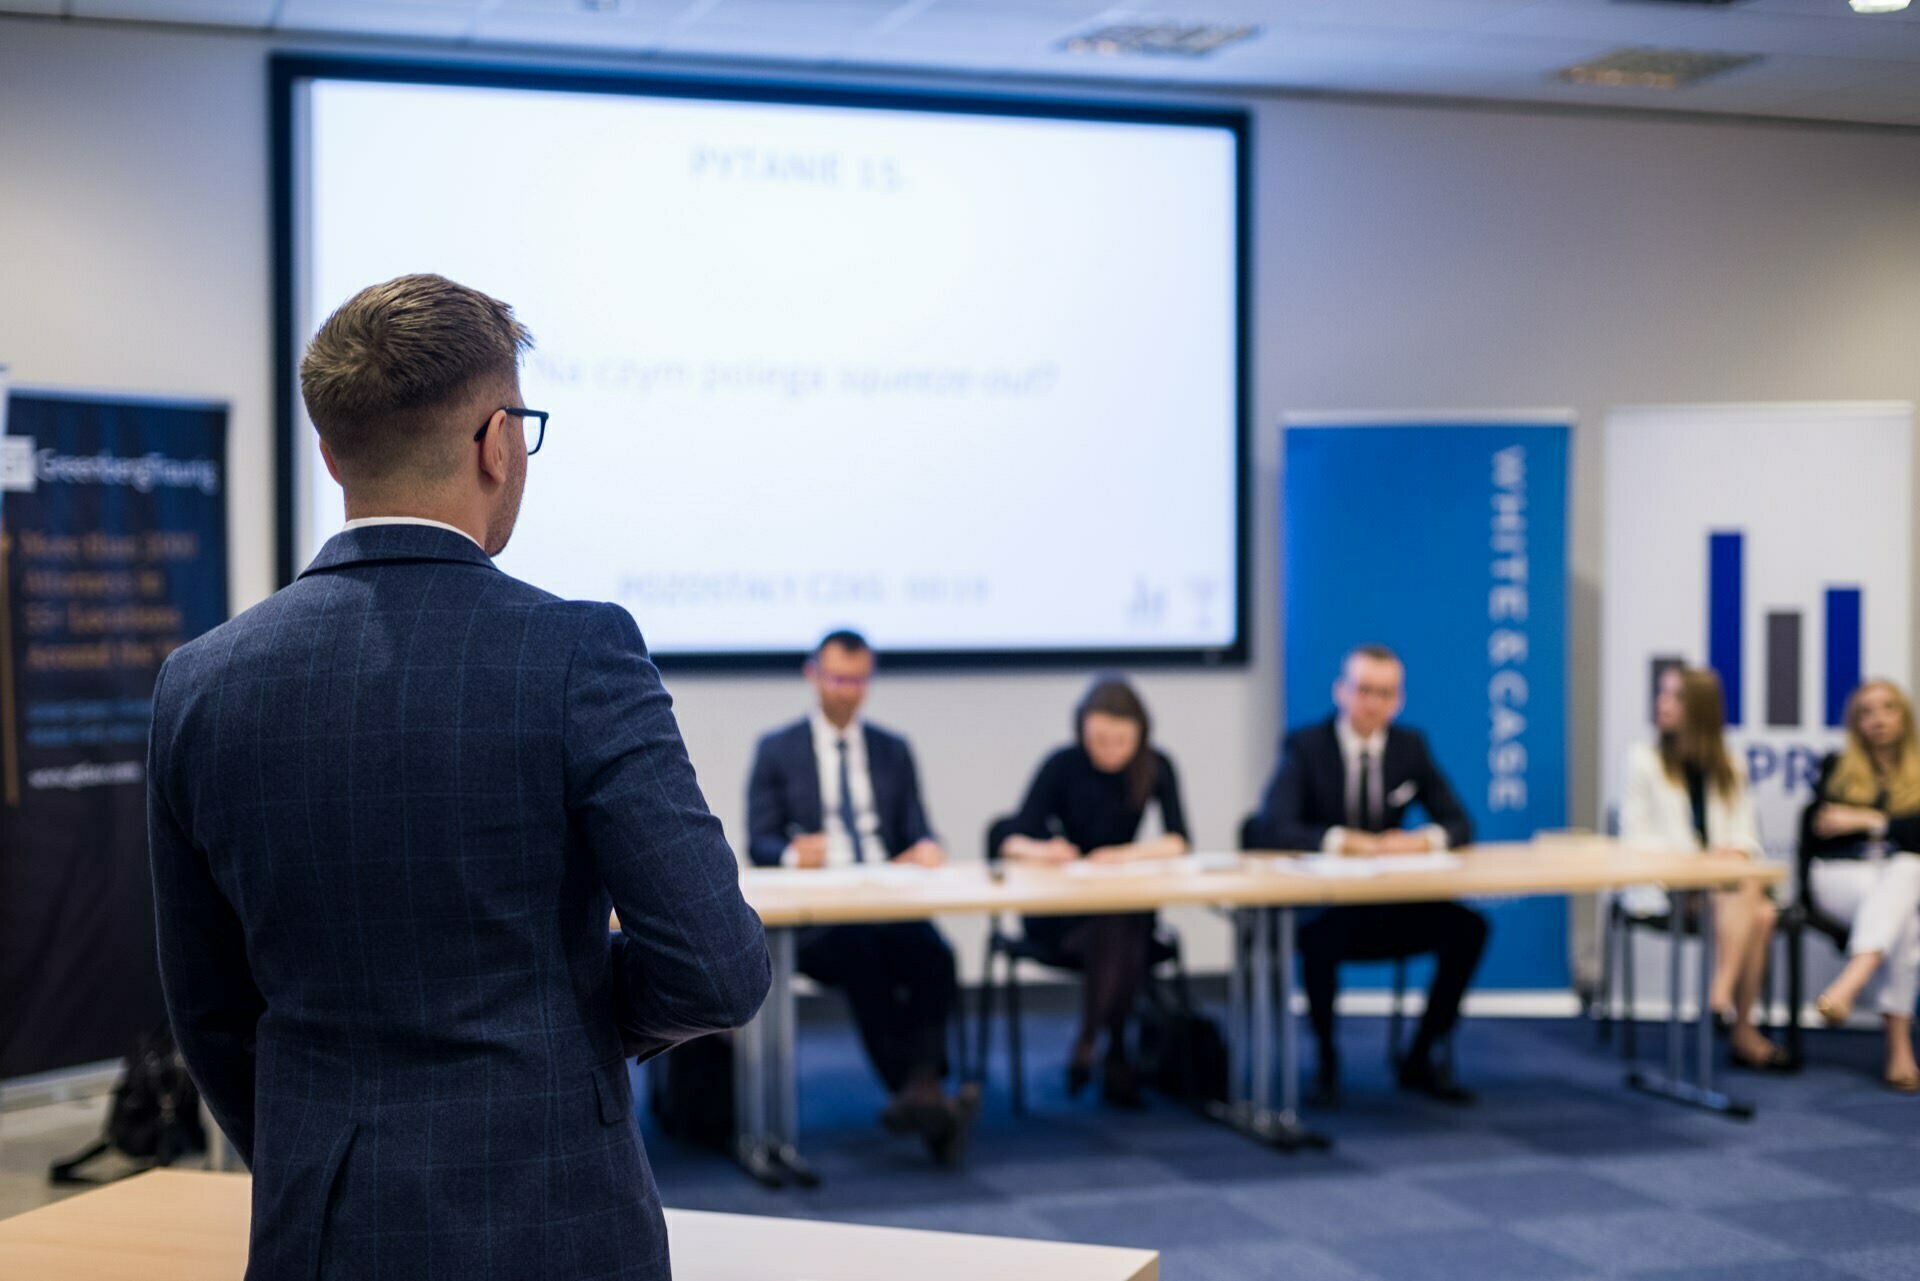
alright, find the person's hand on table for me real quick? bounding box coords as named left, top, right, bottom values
left=1373, top=831, right=1432, bottom=855
left=1003, top=836, right=1080, bottom=864
left=1338, top=832, right=1382, bottom=856
left=893, top=839, right=946, bottom=868
left=789, top=833, right=828, bottom=869
left=1086, top=844, right=1133, bottom=864
left=1813, top=804, right=1887, bottom=840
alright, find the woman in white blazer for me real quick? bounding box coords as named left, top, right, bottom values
left=1620, top=666, right=1786, bottom=1070
left=1799, top=679, right=1920, bottom=1093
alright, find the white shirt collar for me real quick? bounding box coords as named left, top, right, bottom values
left=1335, top=717, right=1387, bottom=759
left=810, top=709, right=863, bottom=750
left=343, top=515, right=484, bottom=551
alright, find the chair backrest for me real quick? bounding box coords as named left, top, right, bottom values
left=1793, top=823, right=1852, bottom=948
left=984, top=814, right=1020, bottom=864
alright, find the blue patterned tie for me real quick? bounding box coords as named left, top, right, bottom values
left=837, top=737, right=866, bottom=864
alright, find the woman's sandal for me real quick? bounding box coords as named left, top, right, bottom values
left=1886, top=1069, right=1920, bottom=1095
left=1729, top=1042, right=1793, bottom=1072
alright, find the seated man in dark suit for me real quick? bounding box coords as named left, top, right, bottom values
left=747, top=630, right=973, bottom=1162
left=1250, top=643, right=1487, bottom=1107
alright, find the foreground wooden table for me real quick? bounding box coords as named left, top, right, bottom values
left=0, top=1170, right=1159, bottom=1281
left=717, top=840, right=1786, bottom=1184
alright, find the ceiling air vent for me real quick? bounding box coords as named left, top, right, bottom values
left=1555, top=47, right=1762, bottom=88
left=1060, top=21, right=1261, bottom=58
left=1609, top=0, right=1756, bottom=8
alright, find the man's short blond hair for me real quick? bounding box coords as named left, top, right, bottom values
left=300, top=273, right=532, bottom=486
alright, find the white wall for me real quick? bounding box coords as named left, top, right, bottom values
left=5, top=17, right=1919, bottom=982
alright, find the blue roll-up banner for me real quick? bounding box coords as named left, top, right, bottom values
left=1284, top=417, right=1571, bottom=991
left=1, top=389, right=229, bottom=1078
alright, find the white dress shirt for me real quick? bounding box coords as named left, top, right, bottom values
left=343, top=515, right=484, bottom=551
left=783, top=711, right=887, bottom=868
left=1321, top=718, right=1448, bottom=855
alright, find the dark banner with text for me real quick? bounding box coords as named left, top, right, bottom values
left=1, top=390, right=228, bottom=1079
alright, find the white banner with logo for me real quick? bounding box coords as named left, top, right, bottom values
left=1602, top=402, right=1914, bottom=860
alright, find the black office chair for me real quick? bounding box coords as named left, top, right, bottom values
left=1593, top=801, right=1790, bottom=1064
left=1235, top=814, right=1433, bottom=1069
left=970, top=815, right=1182, bottom=1115
left=1779, top=831, right=1848, bottom=1068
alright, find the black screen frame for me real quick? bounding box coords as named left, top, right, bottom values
left=272, top=52, right=1252, bottom=672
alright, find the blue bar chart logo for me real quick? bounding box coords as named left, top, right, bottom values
left=1653, top=530, right=1862, bottom=731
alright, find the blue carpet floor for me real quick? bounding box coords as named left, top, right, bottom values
left=636, top=1010, right=1920, bottom=1280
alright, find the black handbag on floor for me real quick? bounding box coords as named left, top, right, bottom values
left=49, top=1026, right=206, bottom=1185
left=1138, top=975, right=1229, bottom=1105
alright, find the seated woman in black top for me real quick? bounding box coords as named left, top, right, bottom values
left=1799, top=678, right=1920, bottom=1093
left=999, top=676, right=1189, bottom=1108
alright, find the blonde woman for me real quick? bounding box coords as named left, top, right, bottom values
left=1800, top=679, right=1920, bottom=1093
left=1621, top=666, right=1787, bottom=1070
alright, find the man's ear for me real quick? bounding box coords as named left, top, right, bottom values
left=318, top=437, right=344, bottom=487
left=476, top=408, right=509, bottom=486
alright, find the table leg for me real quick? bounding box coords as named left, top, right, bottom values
left=766, top=927, right=819, bottom=1187
left=202, top=1101, right=236, bottom=1172
left=1226, top=909, right=1249, bottom=1110
left=1206, top=907, right=1330, bottom=1152
left=732, top=951, right=783, bottom=1187
left=1251, top=905, right=1274, bottom=1113
left=1627, top=889, right=1754, bottom=1118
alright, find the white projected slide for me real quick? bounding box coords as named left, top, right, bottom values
left=293, top=73, right=1242, bottom=658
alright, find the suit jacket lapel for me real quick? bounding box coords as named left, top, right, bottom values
left=793, top=722, right=825, bottom=833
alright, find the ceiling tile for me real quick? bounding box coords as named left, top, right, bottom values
left=692, top=0, right=905, bottom=29
left=277, top=0, right=479, bottom=38
left=1657, top=10, right=1920, bottom=61
left=470, top=1, right=673, bottom=49
left=1469, top=0, right=1705, bottom=43
left=72, top=0, right=274, bottom=20
left=1286, top=0, right=1540, bottom=35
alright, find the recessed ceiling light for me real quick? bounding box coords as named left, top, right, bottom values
left=1849, top=0, right=1911, bottom=13
left=1060, top=22, right=1261, bottom=58
left=1555, top=47, right=1762, bottom=89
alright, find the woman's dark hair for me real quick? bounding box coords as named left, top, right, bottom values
left=1076, top=674, right=1156, bottom=809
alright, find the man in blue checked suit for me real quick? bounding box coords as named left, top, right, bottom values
left=148, top=273, right=769, bottom=1280
left=746, top=631, right=974, bottom=1164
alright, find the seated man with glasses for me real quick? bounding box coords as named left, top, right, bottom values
left=746, top=629, right=974, bottom=1164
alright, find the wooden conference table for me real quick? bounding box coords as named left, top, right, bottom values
left=0, top=1170, right=1159, bottom=1281
left=724, top=840, right=1787, bottom=1187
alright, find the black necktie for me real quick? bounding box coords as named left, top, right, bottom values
left=1356, top=749, right=1374, bottom=832
left=837, top=737, right=866, bottom=864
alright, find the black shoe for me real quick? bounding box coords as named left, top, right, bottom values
left=880, top=1088, right=953, bottom=1138
left=1101, top=1056, right=1147, bottom=1110
left=1307, top=1054, right=1342, bottom=1110
left=927, top=1090, right=979, bottom=1168
left=1066, top=1057, right=1095, bottom=1099
left=1396, top=1055, right=1476, bottom=1106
